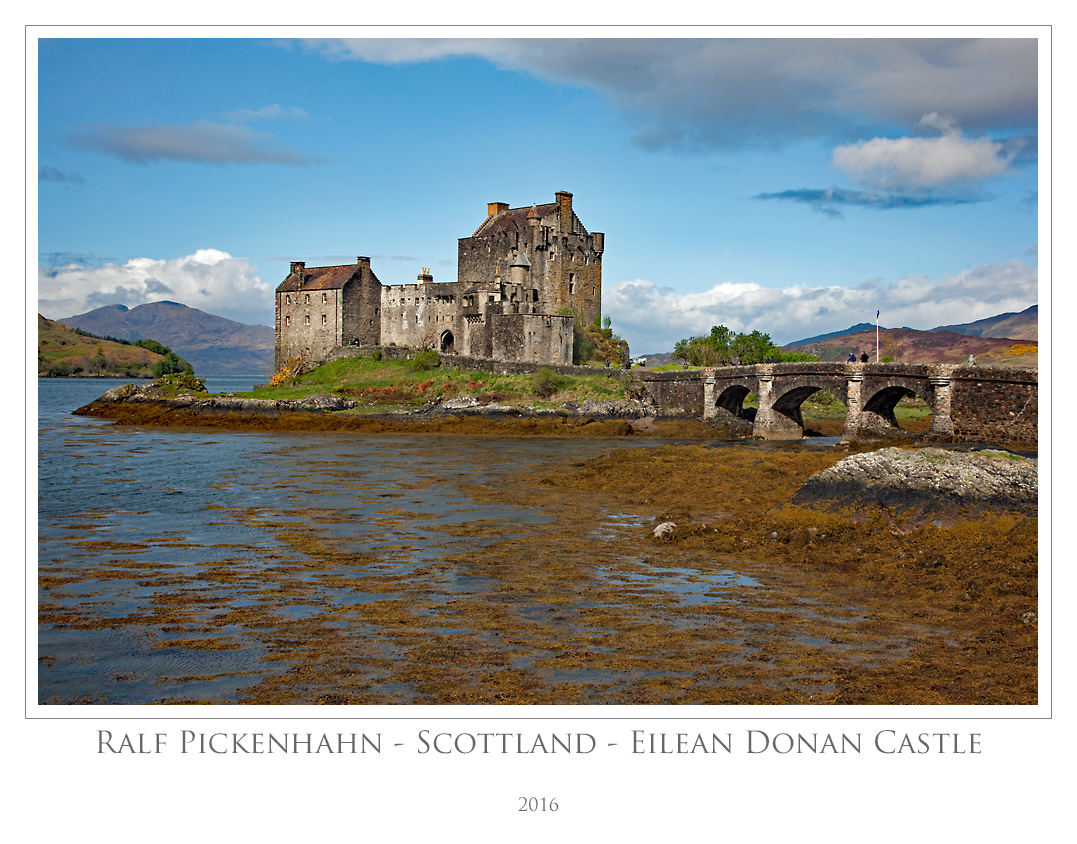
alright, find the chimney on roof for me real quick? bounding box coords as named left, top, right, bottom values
left=555, top=191, right=573, bottom=234
left=527, top=204, right=540, bottom=228
left=418, top=267, right=434, bottom=284
left=290, top=261, right=305, bottom=278
left=488, top=202, right=509, bottom=218
left=357, top=257, right=370, bottom=270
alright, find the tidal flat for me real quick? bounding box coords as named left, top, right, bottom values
left=39, top=401, right=1037, bottom=705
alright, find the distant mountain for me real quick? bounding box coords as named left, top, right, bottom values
left=635, top=352, right=676, bottom=367
left=60, top=302, right=274, bottom=376
left=783, top=322, right=882, bottom=348
left=781, top=326, right=1036, bottom=367
left=929, top=305, right=1038, bottom=342
left=641, top=306, right=1037, bottom=368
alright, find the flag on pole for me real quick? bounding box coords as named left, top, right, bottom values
left=877, top=310, right=880, bottom=319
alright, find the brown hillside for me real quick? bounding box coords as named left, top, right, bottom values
left=38, top=314, right=170, bottom=377
left=783, top=327, right=1037, bottom=367
left=931, top=305, right=1038, bottom=342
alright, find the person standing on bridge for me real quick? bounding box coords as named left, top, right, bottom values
left=860, top=352, right=869, bottom=363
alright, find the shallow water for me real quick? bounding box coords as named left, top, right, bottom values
left=37, top=378, right=918, bottom=705
left=38, top=379, right=684, bottom=702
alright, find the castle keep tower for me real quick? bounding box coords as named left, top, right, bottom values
left=457, top=191, right=604, bottom=326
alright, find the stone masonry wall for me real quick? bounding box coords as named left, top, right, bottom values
left=948, top=367, right=1038, bottom=445
left=276, top=288, right=342, bottom=368
left=638, top=370, right=706, bottom=415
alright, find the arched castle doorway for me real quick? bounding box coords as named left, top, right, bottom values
left=440, top=330, right=455, bottom=354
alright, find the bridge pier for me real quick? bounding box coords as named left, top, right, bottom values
left=928, top=370, right=955, bottom=439
left=842, top=372, right=864, bottom=441
left=752, top=371, right=806, bottom=439
left=703, top=370, right=716, bottom=419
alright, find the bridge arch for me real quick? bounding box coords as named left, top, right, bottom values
left=753, top=370, right=849, bottom=440
left=853, top=374, right=938, bottom=439
left=714, top=384, right=754, bottom=420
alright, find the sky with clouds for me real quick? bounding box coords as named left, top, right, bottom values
left=35, top=31, right=1043, bottom=353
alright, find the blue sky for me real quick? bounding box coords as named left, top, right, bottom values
left=36, top=33, right=1042, bottom=352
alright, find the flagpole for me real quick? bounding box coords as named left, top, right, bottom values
left=876, top=310, right=880, bottom=362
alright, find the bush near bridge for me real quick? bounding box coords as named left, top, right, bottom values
left=673, top=325, right=819, bottom=367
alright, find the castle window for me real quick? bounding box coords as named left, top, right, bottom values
left=286, top=295, right=291, bottom=305
left=285, top=316, right=291, bottom=326
left=305, top=293, right=310, bottom=304
left=569, top=273, right=575, bottom=294
left=322, top=293, right=327, bottom=304
left=321, top=314, right=327, bottom=325
left=305, top=315, right=311, bottom=325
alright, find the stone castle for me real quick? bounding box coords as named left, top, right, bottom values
left=275, top=191, right=604, bottom=369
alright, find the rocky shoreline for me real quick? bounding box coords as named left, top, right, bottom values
left=73, top=380, right=718, bottom=436
left=793, top=446, right=1037, bottom=519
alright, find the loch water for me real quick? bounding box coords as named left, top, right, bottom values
left=38, top=377, right=695, bottom=703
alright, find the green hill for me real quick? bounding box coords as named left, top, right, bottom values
left=38, top=314, right=192, bottom=378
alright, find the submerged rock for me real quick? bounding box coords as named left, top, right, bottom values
left=793, top=447, right=1037, bottom=517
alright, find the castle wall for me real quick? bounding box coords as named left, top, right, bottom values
left=380, top=282, right=466, bottom=349
left=344, top=270, right=384, bottom=347
left=276, top=288, right=342, bottom=368
left=491, top=313, right=573, bottom=365
left=546, top=230, right=602, bottom=326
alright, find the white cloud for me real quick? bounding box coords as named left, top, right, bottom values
left=914, top=111, right=961, bottom=135
left=831, top=116, right=1019, bottom=190
left=606, top=260, right=1037, bottom=353
left=38, top=249, right=273, bottom=326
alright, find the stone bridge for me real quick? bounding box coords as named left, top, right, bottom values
left=639, top=362, right=1037, bottom=445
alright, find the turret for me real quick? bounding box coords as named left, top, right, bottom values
left=510, top=251, right=531, bottom=286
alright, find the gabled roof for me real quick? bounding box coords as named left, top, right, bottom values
left=276, top=264, right=363, bottom=292
left=471, top=202, right=593, bottom=238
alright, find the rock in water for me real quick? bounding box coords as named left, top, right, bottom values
left=653, top=522, right=677, bottom=539
left=792, top=447, right=1036, bottom=517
